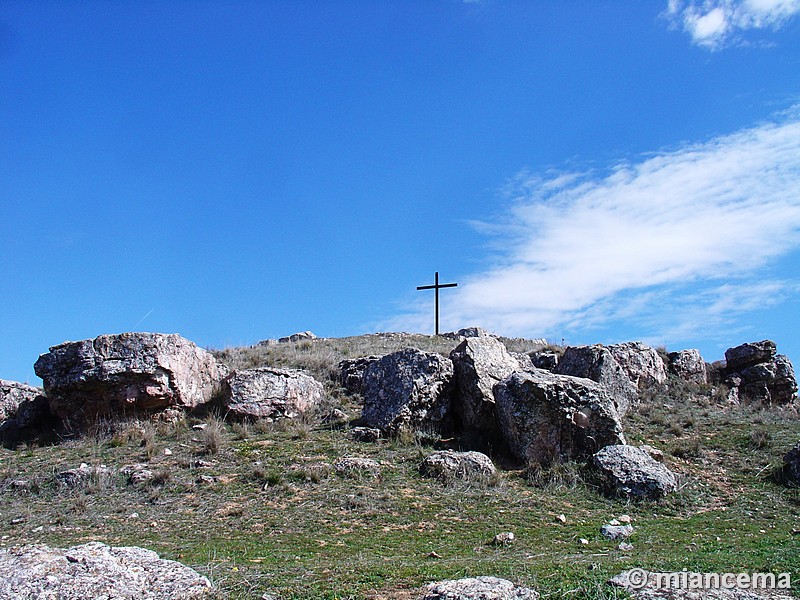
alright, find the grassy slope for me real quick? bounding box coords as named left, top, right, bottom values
left=1, top=334, right=798, bottom=599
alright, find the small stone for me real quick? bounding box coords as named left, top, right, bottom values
left=556, top=514, right=567, bottom=523
left=492, top=532, right=515, bottom=546
left=617, top=514, right=632, bottom=524
left=601, top=524, right=634, bottom=540
left=164, top=448, right=173, bottom=456
left=579, top=538, right=589, bottom=545
left=608, top=518, right=621, bottom=526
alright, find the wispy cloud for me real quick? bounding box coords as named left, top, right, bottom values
left=388, top=109, right=800, bottom=348
left=665, top=0, right=800, bottom=49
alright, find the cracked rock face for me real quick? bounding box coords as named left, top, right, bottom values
left=607, top=342, right=667, bottom=389
left=450, top=336, right=522, bottom=439
left=494, top=369, right=626, bottom=467
left=667, top=349, right=708, bottom=384
left=34, top=333, right=223, bottom=423
left=219, top=367, right=324, bottom=421
left=554, top=345, right=638, bottom=417
left=0, top=541, right=212, bottom=599
left=360, top=348, right=454, bottom=434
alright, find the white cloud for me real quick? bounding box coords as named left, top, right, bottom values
left=388, top=110, right=800, bottom=349
left=666, top=0, right=800, bottom=49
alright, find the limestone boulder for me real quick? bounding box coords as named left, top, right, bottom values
left=607, top=341, right=667, bottom=389
left=443, top=326, right=496, bottom=340
left=420, top=450, right=496, bottom=482
left=722, top=340, right=797, bottom=405
left=34, top=333, right=224, bottom=423
left=0, top=380, right=43, bottom=422
left=449, top=336, right=521, bottom=438
left=554, top=345, right=637, bottom=416
left=360, top=348, right=454, bottom=434
left=219, top=367, right=323, bottom=421
left=725, top=340, right=776, bottom=371
left=667, top=349, right=708, bottom=384
left=0, top=542, right=212, bottom=599
left=422, top=576, right=539, bottom=600
left=592, top=444, right=678, bottom=500
left=494, top=369, right=626, bottom=467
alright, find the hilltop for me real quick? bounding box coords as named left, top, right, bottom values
left=0, top=330, right=798, bottom=599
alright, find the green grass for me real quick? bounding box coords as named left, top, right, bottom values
left=1, top=335, right=799, bottom=599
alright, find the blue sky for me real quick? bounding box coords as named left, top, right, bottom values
left=2, top=1, right=800, bottom=385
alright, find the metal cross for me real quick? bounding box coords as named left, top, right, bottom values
left=416, top=271, right=458, bottom=336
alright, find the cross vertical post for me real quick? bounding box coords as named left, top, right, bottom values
left=416, top=271, right=458, bottom=336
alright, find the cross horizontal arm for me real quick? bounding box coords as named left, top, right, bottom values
left=416, top=283, right=458, bottom=290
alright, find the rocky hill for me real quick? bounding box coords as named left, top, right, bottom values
left=0, top=329, right=798, bottom=599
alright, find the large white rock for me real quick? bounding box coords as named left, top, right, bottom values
left=0, top=542, right=212, bottom=599
left=34, top=332, right=224, bottom=423
left=423, top=576, right=539, bottom=599
left=219, top=367, right=324, bottom=421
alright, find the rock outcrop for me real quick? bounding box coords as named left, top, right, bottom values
left=667, top=349, right=708, bottom=384
left=592, top=444, right=678, bottom=500
left=360, top=348, right=454, bottom=434
left=554, top=345, right=638, bottom=416
left=278, top=331, right=317, bottom=343
left=0, top=541, right=212, bottom=599
left=721, top=340, right=797, bottom=405
left=422, top=576, right=539, bottom=600
left=494, top=370, right=626, bottom=466
left=420, top=450, right=496, bottom=482
left=34, top=333, right=224, bottom=424
left=449, top=336, right=521, bottom=440
left=219, top=367, right=323, bottom=421
left=607, top=342, right=667, bottom=389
